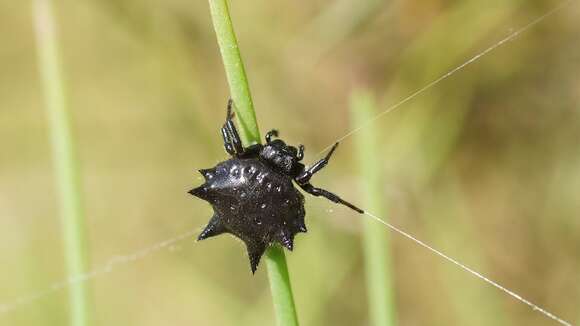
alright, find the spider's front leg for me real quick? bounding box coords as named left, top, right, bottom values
left=298, top=183, right=364, bottom=214
left=295, top=142, right=338, bottom=184
left=295, top=142, right=363, bottom=214
left=221, top=99, right=245, bottom=156
left=265, top=129, right=279, bottom=143
left=297, top=144, right=305, bottom=161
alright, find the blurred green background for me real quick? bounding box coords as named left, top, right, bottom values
left=1, top=0, right=579, bottom=325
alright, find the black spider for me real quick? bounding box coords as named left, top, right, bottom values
left=190, top=100, right=364, bottom=273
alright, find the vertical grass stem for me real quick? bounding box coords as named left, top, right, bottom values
left=351, top=89, right=397, bottom=326
left=208, top=0, right=261, bottom=144
left=207, top=1, right=299, bottom=325
left=32, top=0, right=93, bottom=325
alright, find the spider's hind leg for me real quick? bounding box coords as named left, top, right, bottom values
left=221, top=99, right=245, bottom=156
left=221, top=126, right=236, bottom=156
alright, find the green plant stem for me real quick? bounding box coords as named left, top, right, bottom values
left=351, top=89, right=396, bottom=326
left=207, top=1, right=299, bottom=325
left=208, top=0, right=260, bottom=144
left=32, top=1, right=93, bottom=326
left=265, top=246, right=299, bottom=326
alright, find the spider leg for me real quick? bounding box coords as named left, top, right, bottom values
left=295, top=142, right=339, bottom=184
left=221, top=126, right=236, bottom=156
left=225, top=119, right=244, bottom=154
left=223, top=99, right=245, bottom=155
left=265, top=129, right=279, bottom=143
left=298, top=183, right=364, bottom=214
left=297, top=144, right=305, bottom=161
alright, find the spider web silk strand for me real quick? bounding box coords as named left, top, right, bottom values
left=316, top=0, right=575, bottom=157
left=0, top=229, right=198, bottom=315
left=363, top=211, right=573, bottom=326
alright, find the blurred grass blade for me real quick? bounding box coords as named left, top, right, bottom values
left=207, top=1, right=299, bottom=325
left=32, top=1, right=93, bottom=325
left=298, top=0, right=384, bottom=58
left=351, top=89, right=397, bottom=326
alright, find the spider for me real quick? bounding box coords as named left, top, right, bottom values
left=190, top=99, right=363, bottom=273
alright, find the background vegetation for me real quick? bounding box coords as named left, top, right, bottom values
left=1, top=0, right=578, bottom=325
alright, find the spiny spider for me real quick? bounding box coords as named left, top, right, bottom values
left=190, top=99, right=364, bottom=273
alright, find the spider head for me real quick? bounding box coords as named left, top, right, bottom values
left=260, top=139, right=304, bottom=176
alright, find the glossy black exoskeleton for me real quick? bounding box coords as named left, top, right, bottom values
left=190, top=100, right=363, bottom=273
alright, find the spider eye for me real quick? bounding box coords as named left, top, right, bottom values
left=271, top=139, right=285, bottom=147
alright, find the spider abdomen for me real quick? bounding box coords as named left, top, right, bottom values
left=191, top=157, right=306, bottom=272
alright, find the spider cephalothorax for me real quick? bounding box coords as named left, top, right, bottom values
left=190, top=100, right=363, bottom=273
